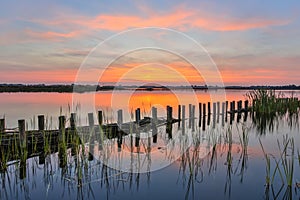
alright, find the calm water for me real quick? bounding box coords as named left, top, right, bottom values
left=0, top=90, right=300, bottom=199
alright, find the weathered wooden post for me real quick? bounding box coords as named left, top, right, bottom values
left=166, top=106, right=173, bottom=139
left=0, top=118, right=5, bottom=133
left=18, top=119, right=27, bottom=179
left=198, top=103, right=202, bottom=127
left=98, top=110, right=103, bottom=150
left=213, top=102, right=216, bottom=128
left=237, top=100, right=242, bottom=122
left=38, top=115, right=44, bottom=131
left=182, top=105, right=186, bottom=134
left=202, top=103, right=206, bottom=131
left=237, top=100, right=242, bottom=112
left=70, top=113, right=76, bottom=130
left=217, top=102, right=220, bottom=124
left=178, top=105, right=181, bottom=128
left=18, top=119, right=26, bottom=148
left=229, top=102, right=234, bottom=125
left=192, top=105, right=195, bottom=132
left=117, top=109, right=123, bottom=149
left=244, top=100, right=249, bottom=110
left=136, top=108, right=141, bottom=123
left=152, top=107, right=158, bottom=143
left=98, top=110, right=103, bottom=125
left=58, top=116, right=67, bottom=168
left=188, top=104, right=192, bottom=129
left=225, top=101, right=228, bottom=122
left=207, top=103, right=211, bottom=126
left=222, top=102, right=225, bottom=126
left=135, top=108, right=141, bottom=147
left=244, top=100, right=249, bottom=122
left=59, top=116, right=66, bottom=131
left=88, top=112, right=95, bottom=158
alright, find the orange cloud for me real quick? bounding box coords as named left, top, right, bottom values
left=99, top=61, right=205, bottom=84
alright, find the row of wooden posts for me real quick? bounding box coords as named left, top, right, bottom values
left=0, top=100, right=249, bottom=143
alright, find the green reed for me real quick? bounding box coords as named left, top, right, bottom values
left=278, top=136, right=294, bottom=187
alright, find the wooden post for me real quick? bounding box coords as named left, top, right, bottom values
left=225, top=101, right=228, bottom=122
left=244, top=100, right=249, bottom=111
left=237, top=100, right=242, bottom=112
left=59, top=116, right=66, bottom=131
left=213, top=102, right=216, bottom=128
left=151, top=107, right=157, bottom=144
left=98, top=110, right=103, bottom=125
left=70, top=113, right=76, bottom=130
left=18, top=119, right=27, bottom=179
left=188, top=104, right=192, bottom=128
left=98, top=110, right=103, bottom=150
left=244, top=100, right=249, bottom=122
left=135, top=108, right=141, bottom=124
left=182, top=105, right=186, bottom=134
left=0, top=118, right=5, bottom=133
left=88, top=112, right=95, bottom=150
left=192, top=105, right=195, bottom=132
left=178, top=105, right=181, bottom=128
left=207, top=103, right=211, bottom=126
left=222, top=102, right=225, bottom=126
left=202, top=103, right=206, bottom=131
left=38, top=115, right=44, bottom=131
left=237, top=100, right=242, bottom=122
left=208, top=102, right=211, bottom=115
left=135, top=108, right=141, bottom=147
left=166, top=106, right=173, bottom=139
left=117, top=109, right=123, bottom=148
left=198, top=103, right=202, bottom=127
left=229, top=102, right=234, bottom=125
left=18, top=119, right=26, bottom=148
left=217, top=102, right=220, bottom=124
left=152, top=107, right=158, bottom=143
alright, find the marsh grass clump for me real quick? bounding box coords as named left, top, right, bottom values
left=246, top=89, right=300, bottom=134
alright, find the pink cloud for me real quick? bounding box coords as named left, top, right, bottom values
left=23, top=6, right=289, bottom=41
left=25, top=29, right=80, bottom=42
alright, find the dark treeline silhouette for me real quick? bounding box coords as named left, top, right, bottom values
left=0, top=83, right=299, bottom=93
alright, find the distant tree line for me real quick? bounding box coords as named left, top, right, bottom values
left=0, top=84, right=299, bottom=93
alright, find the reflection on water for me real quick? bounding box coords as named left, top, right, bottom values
left=0, top=90, right=300, bottom=199
left=0, top=114, right=299, bottom=199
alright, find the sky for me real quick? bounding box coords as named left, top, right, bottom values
left=0, top=0, right=299, bottom=86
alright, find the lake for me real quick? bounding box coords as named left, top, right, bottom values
left=0, top=90, right=300, bottom=199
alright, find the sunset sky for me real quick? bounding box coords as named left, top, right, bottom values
left=0, top=1, right=299, bottom=86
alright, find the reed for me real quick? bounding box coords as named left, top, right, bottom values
left=278, top=136, right=294, bottom=187
left=259, top=139, right=272, bottom=186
